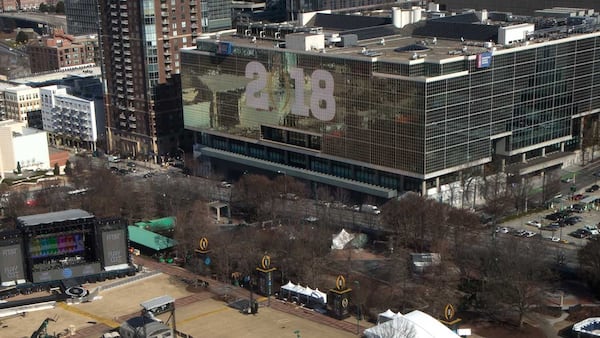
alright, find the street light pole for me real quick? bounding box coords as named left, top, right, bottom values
left=354, top=280, right=361, bottom=335
left=277, top=170, right=287, bottom=195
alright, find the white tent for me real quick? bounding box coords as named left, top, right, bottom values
left=280, top=281, right=327, bottom=306
left=364, top=310, right=460, bottom=338
left=377, top=309, right=399, bottom=324
left=311, top=288, right=327, bottom=304
left=331, top=229, right=355, bottom=249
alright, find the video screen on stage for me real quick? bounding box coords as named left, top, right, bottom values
left=30, top=233, right=85, bottom=258
left=101, top=229, right=127, bottom=266
left=0, top=244, right=25, bottom=283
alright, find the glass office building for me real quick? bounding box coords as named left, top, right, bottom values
left=181, top=25, right=600, bottom=198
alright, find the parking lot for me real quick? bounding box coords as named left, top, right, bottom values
left=500, top=184, right=600, bottom=247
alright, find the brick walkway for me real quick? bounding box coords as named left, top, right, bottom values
left=71, top=256, right=366, bottom=337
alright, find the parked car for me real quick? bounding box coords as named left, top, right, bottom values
left=543, top=223, right=561, bottom=230
left=220, top=181, right=233, bottom=188
left=525, top=231, right=536, bottom=238
left=561, top=177, right=574, bottom=183
left=551, top=236, right=561, bottom=242
left=303, top=216, right=318, bottom=223
left=526, top=220, right=542, bottom=228
left=563, top=217, right=581, bottom=225
left=572, top=194, right=585, bottom=201
left=570, top=229, right=590, bottom=239
left=586, top=184, right=600, bottom=192
left=570, top=204, right=585, bottom=213
left=495, top=227, right=510, bottom=234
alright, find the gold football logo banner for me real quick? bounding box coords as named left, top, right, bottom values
left=444, top=304, right=455, bottom=321
left=198, top=237, right=209, bottom=251
left=261, top=255, right=271, bottom=269
left=336, top=275, right=346, bottom=290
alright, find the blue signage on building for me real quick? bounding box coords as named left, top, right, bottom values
left=477, top=52, right=493, bottom=68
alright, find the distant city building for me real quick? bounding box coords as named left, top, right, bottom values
left=0, top=120, right=50, bottom=175
left=64, top=0, right=100, bottom=35
left=437, top=0, right=600, bottom=15
left=180, top=8, right=600, bottom=199
left=98, top=0, right=199, bottom=161
left=0, top=0, right=18, bottom=11
left=3, top=85, right=41, bottom=128
left=27, top=29, right=98, bottom=74
left=201, top=0, right=233, bottom=32
left=19, top=0, right=53, bottom=11
left=40, top=85, right=100, bottom=151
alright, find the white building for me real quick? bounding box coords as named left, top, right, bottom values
left=40, top=85, right=98, bottom=151
left=0, top=120, right=50, bottom=177
left=3, top=85, right=41, bottom=126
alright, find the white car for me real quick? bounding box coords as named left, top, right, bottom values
left=525, top=231, right=536, bottom=238
left=304, top=216, right=319, bottom=223
left=551, top=236, right=560, bottom=242
left=495, top=227, right=510, bottom=234
left=220, top=181, right=232, bottom=188
left=526, top=220, right=542, bottom=228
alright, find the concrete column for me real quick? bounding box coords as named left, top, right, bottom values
left=522, top=153, right=527, bottom=163
left=421, top=180, right=427, bottom=196
left=501, top=159, right=506, bottom=172
left=541, top=147, right=546, bottom=157
left=560, top=142, right=565, bottom=152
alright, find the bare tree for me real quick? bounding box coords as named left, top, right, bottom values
left=477, top=237, right=554, bottom=326
left=578, top=238, right=600, bottom=297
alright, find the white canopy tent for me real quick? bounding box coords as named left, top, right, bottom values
left=280, top=281, right=327, bottom=306
left=331, top=229, right=355, bottom=249
left=364, top=310, right=460, bottom=338
left=377, top=309, right=403, bottom=324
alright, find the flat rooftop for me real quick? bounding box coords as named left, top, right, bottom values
left=17, top=209, right=94, bottom=227
left=197, top=10, right=600, bottom=64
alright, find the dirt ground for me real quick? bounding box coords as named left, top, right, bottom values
left=0, top=273, right=355, bottom=338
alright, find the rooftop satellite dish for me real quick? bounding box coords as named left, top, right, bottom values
left=251, top=36, right=257, bottom=43
left=380, top=38, right=385, bottom=46
left=432, top=37, right=437, bottom=45
left=460, top=37, right=465, bottom=42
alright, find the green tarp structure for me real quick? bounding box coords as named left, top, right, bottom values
left=127, top=225, right=177, bottom=251
left=133, top=216, right=176, bottom=232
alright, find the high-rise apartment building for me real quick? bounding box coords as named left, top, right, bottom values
left=65, top=0, right=101, bottom=36
left=180, top=9, right=600, bottom=199
left=98, top=0, right=199, bottom=161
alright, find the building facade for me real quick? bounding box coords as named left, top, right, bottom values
left=40, top=85, right=99, bottom=151
left=201, top=0, right=232, bottom=32
left=180, top=13, right=600, bottom=198
left=27, top=29, right=98, bottom=74
left=0, top=120, right=49, bottom=174
left=65, top=0, right=100, bottom=35
left=98, top=0, right=199, bottom=161
left=3, top=85, right=41, bottom=128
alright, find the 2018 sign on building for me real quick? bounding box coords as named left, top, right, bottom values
left=245, top=61, right=336, bottom=121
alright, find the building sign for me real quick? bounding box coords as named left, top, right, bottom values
left=245, top=61, right=336, bottom=121
left=0, top=244, right=25, bottom=283
left=477, top=52, right=493, bottom=68
left=217, top=42, right=233, bottom=56
left=102, top=229, right=127, bottom=267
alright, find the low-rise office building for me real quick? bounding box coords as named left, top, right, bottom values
left=3, top=84, right=41, bottom=128
left=181, top=8, right=600, bottom=199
